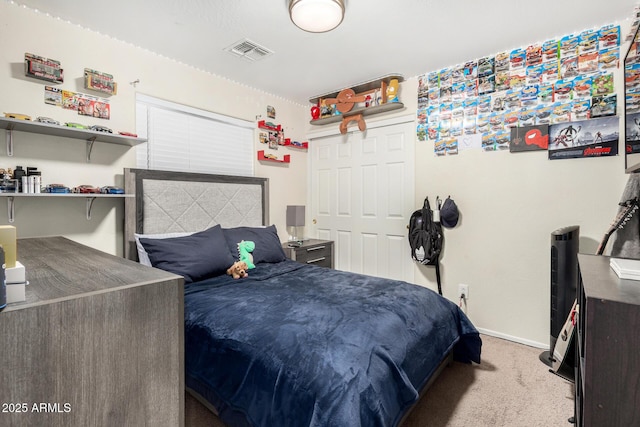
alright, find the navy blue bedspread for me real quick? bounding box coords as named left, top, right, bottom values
left=184, top=260, right=481, bottom=427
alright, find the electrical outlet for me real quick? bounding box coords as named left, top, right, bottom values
left=458, top=284, right=469, bottom=299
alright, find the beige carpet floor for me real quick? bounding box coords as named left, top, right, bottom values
left=185, top=334, right=575, bottom=427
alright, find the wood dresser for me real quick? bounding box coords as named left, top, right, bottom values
left=0, top=236, right=184, bottom=427
left=575, top=254, right=640, bottom=426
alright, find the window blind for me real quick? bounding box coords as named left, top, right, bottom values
left=135, top=96, right=254, bottom=176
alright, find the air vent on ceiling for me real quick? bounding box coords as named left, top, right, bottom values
left=225, top=39, right=273, bottom=61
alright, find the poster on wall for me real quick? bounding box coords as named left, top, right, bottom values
left=625, top=111, right=640, bottom=155
left=548, top=116, right=619, bottom=160
left=509, top=125, right=549, bottom=152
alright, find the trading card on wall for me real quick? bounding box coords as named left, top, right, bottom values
left=91, top=100, right=110, bottom=120
left=560, top=56, right=579, bottom=79
left=578, top=30, right=598, bottom=55
left=445, top=138, right=458, bottom=155
left=598, top=48, right=619, bottom=71
left=559, top=34, right=579, bottom=58
left=510, top=48, right=526, bottom=70
left=591, top=94, right=616, bottom=117
left=599, top=25, right=620, bottom=50
left=572, top=75, right=593, bottom=99
left=259, top=131, right=269, bottom=144
left=452, top=65, right=465, bottom=83
left=573, top=99, right=591, bottom=121
left=536, top=104, right=554, bottom=125
left=267, top=105, right=276, bottom=119
left=541, top=61, right=559, bottom=84
left=592, top=73, right=614, bottom=96
left=77, top=94, right=99, bottom=117
left=510, top=125, right=549, bottom=152
left=44, top=86, right=62, bottom=106
left=578, top=52, right=599, bottom=74
left=478, top=56, right=494, bottom=77
left=526, top=44, right=542, bottom=66
left=548, top=116, right=619, bottom=159
left=463, top=61, right=477, bottom=80
left=495, top=130, right=510, bottom=150
left=495, top=52, right=510, bottom=72
left=427, top=71, right=439, bottom=88
left=542, top=40, right=559, bottom=62
left=519, top=108, right=536, bottom=126
left=478, top=75, right=495, bottom=95
left=482, top=133, right=496, bottom=151
left=62, top=90, right=80, bottom=110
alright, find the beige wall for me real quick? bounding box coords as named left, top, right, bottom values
left=358, top=37, right=629, bottom=347
left=0, top=3, right=308, bottom=255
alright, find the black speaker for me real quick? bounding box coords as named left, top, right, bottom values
left=540, top=225, right=579, bottom=367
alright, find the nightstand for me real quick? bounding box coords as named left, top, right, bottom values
left=282, top=239, right=334, bottom=269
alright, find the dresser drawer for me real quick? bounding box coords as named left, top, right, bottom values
left=295, top=243, right=331, bottom=266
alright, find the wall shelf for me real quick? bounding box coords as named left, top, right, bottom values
left=283, top=139, right=308, bottom=149
left=0, top=117, right=147, bottom=161
left=257, top=150, right=290, bottom=163
left=308, top=74, right=405, bottom=133
left=257, top=120, right=282, bottom=132
left=0, top=193, right=133, bottom=222
left=309, top=102, right=405, bottom=126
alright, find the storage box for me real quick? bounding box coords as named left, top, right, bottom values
left=610, top=257, right=640, bottom=280
left=6, top=282, right=26, bottom=304
left=6, top=261, right=25, bottom=284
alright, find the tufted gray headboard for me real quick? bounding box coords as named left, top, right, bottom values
left=124, top=168, right=269, bottom=261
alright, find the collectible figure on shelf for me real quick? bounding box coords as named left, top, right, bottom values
left=387, top=78, right=399, bottom=103
left=310, top=105, right=320, bottom=120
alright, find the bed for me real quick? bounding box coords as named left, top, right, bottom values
left=124, top=168, right=481, bottom=427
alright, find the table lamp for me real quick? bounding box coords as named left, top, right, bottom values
left=286, top=205, right=305, bottom=245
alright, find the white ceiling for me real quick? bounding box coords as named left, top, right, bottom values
left=12, top=0, right=639, bottom=105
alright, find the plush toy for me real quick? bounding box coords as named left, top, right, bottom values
left=227, top=261, right=249, bottom=279
left=238, top=240, right=255, bottom=269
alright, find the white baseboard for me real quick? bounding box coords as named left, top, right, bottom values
left=476, top=327, right=548, bottom=350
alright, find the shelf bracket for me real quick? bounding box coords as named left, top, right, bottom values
left=6, top=127, right=14, bottom=157
left=7, top=196, right=14, bottom=223
left=86, top=137, right=97, bottom=162
left=85, top=197, right=96, bottom=220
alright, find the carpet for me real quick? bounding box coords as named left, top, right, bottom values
left=185, top=334, right=575, bottom=426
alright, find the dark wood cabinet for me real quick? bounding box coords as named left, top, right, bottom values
left=575, top=254, right=640, bottom=426
left=0, top=237, right=184, bottom=427
left=282, top=239, right=334, bottom=269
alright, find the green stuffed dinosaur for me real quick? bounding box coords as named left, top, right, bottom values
left=238, top=240, right=255, bottom=269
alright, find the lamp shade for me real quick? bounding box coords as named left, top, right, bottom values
left=289, top=0, right=345, bottom=33
left=286, top=205, right=306, bottom=227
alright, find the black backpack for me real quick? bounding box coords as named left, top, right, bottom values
left=408, top=197, right=444, bottom=294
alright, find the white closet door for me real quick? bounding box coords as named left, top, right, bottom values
left=309, top=118, right=415, bottom=282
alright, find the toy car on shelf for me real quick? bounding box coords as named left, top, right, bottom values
left=45, top=184, right=71, bottom=193
left=4, top=113, right=32, bottom=120
left=89, top=125, right=112, bottom=133
left=72, top=185, right=101, bottom=194
left=100, top=186, right=124, bottom=194
left=35, top=116, right=60, bottom=125
left=65, top=122, right=87, bottom=129
left=118, top=131, right=138, bottom=137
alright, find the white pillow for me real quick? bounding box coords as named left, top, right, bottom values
left=134, top=231, right=194, bottom=266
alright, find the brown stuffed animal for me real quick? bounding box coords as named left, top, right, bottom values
left=227, top=261, right=249, bottom=279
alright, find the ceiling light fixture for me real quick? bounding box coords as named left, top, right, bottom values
left=289, top=0, right=345, bottom=33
